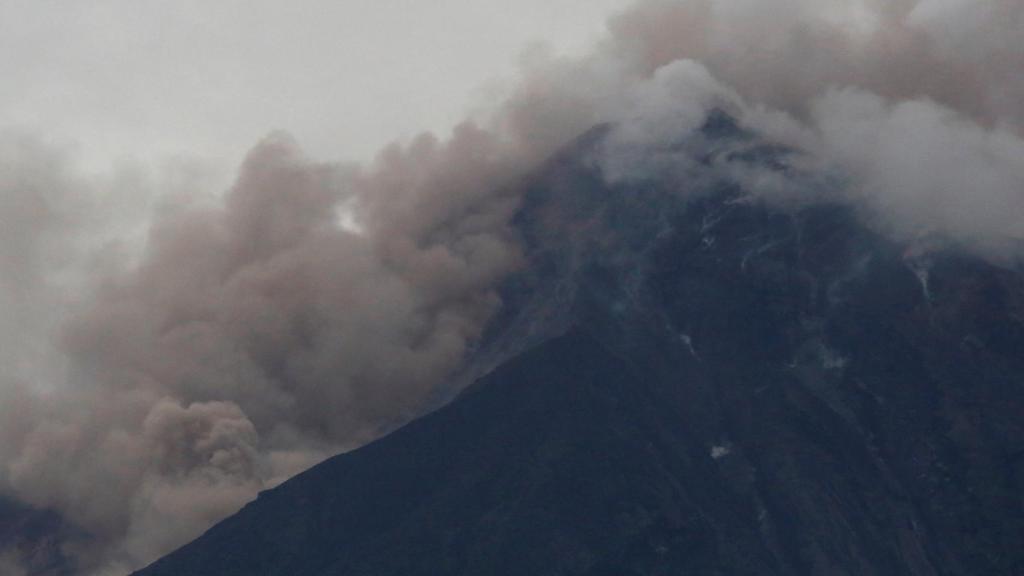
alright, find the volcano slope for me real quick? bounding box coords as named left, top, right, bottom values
left=134, top=114, right=1024, bottom=576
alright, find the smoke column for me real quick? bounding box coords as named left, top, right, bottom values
left=1, top=0, right=1022, bottom=573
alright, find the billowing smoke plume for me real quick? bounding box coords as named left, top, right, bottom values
left=0, top=128, right=533, bottom=573
left=1, top=0, right=1023, bottom=573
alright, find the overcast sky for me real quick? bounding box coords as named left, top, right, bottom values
left=0, top=0, right=629, bottom=176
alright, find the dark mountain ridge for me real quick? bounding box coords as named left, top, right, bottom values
left=129, top=111, right=1024, bottom=575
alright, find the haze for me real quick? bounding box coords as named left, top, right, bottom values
left=0, top=0, right=629, bottom=174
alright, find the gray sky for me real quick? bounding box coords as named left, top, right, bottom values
left=0, top=0, right=629, bottom=175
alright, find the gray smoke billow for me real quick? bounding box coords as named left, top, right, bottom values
left=1, top=0, right=1022, bottom=573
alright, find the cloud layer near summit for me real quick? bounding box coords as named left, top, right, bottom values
left=1, top=1, right=1022, bottom=573
left=0, top=0, right=629, bottom=171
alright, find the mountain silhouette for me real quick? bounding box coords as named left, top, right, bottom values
left=130, top=111, right=1024, bottom=575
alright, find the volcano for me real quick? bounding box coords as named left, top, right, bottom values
left=131, top=112, right=1024, bottom=576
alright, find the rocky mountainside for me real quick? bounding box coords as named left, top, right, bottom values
left=134, top=112, right=1024, bottom=575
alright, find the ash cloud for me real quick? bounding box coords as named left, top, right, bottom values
left=594, top=0, right=1024, bottom=251
left=604, top=0, right=1024, bottom=129
left=0, top=551, right=28, bottom=576
left=1, top=0, right=1023, bottom=573
left=1, top=129, right=532, bottom=573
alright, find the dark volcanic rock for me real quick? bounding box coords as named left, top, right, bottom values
left=134, top=113, right=1024, bottom=576
left=0, top=496, right=77, bottom=576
